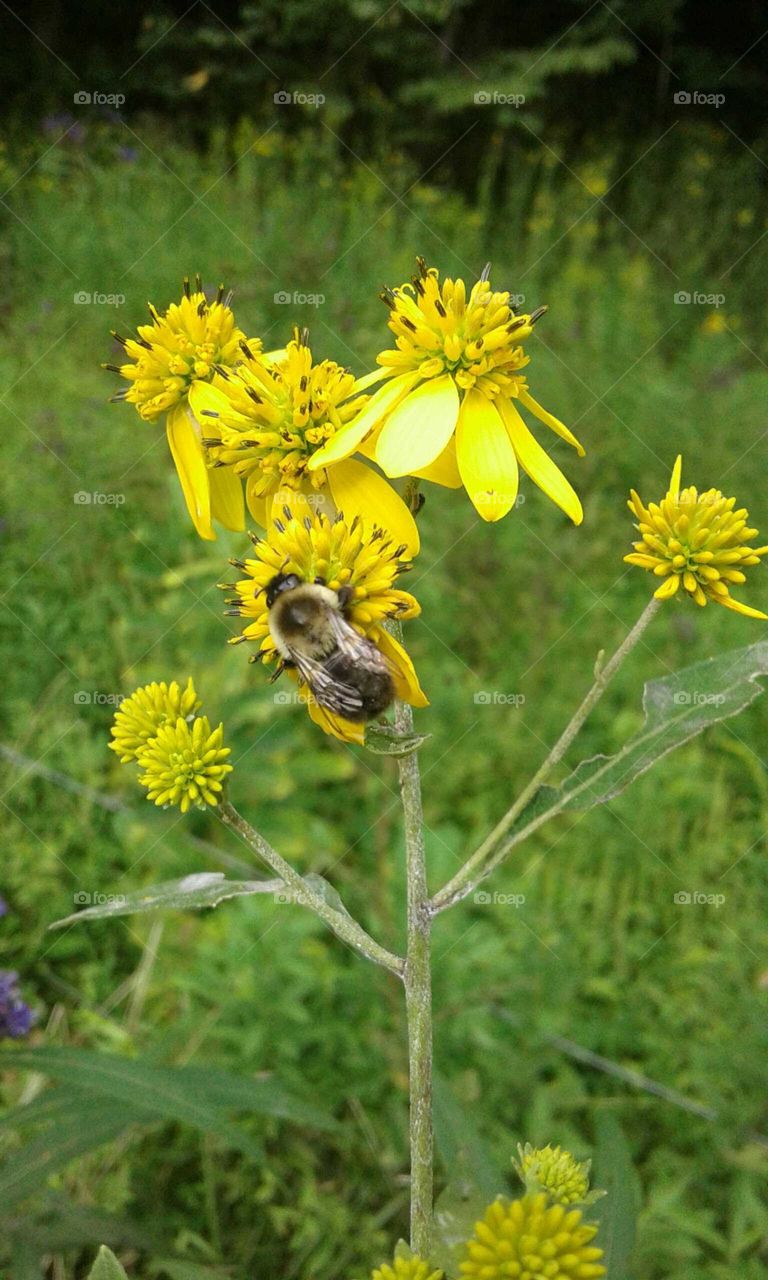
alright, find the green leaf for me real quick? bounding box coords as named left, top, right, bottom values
left=593, top=1112, right=640, bottom=1280
left=510, top=640, right=768, bottom=831
left=432, top=1073, right=502, bottom=1201
left=364, top=724, right=432, bottom=756
left=0, top=1095, right=130, bottom=1208
left=49, top=872, right=285, bottom=929
left=87, top=1246, right=129, bottom=1280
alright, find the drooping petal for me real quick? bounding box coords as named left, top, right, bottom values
left=412, top=436, right=463, bottom=488
left=374, top=627, right=429, bottom=708
left=209, top=465, right=245, bottom=532
left=328, top=458, right=420, bottom=556
left=455, top=389, right=519, bottom=521
left=716, top=593, right=768, bottom=620
left=499, top=398, right=583, bottom=526
left=517, top=388, right=585, bottom=456
left=375, top=374, right=460, bottom=477
left=351, top=367, right=390, bottom=394
left=305, top=690, right=365, bottom=744
left=166, top=402, right=214, bottom=540
left=308, top=371, right=422, bottom=470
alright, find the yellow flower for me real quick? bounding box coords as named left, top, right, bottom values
left=625, top=455, right=768, bottom=619
left=460, top=1193, right=605, bottom=1279
left=222, top=508, right=427, bottom=744
left=372, top=1257, right=444, bottom=1280
left=108, top=678, right=201, bottom=763
left=190, top=328, right=419, bottom=554
left=515, top=1144, right=591, bottom=1206
left=137, top=715, right=232, bottom=813
left=307, top=259, right=584, bottom=525
left=106, top=276, right=251, bottom=541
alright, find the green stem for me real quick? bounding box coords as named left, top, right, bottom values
left=431, top=596, right=661, bottom=912
left=217, top=799, right=404, bottom=976
left=395, top=695, right=434, bottom=1257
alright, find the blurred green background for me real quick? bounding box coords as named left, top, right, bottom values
left=1, top=2, right=768, bottom=1277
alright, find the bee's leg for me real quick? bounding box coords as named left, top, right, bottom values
left=269, top=659, right=291, bottom=683
left=314, top=575, right=327, bottom=585
left=336, top=584, right=354, bottom=610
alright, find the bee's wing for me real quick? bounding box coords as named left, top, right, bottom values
left=288, top=648, right=367, bottom=719
left=326, top=609, right=394, bottom=674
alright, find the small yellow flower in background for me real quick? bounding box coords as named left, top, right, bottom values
left=626, top=456, right=768, bottom=619
left=700, top=312, right=728, bottom=335
left=108, top=677, right=201, bottom=763
left=137, top=715, right=232, bottom=813
left=222, top=508, right=427, bottom=744
left=190, top=327, right=420, bottom=555
left=371, top=1256, right=444, bottom=1280
left=307, top=258, right=584, bottom=525
left=515, top=1143, right=592, bottom=1206
left=106, top=275, right=253, bottom=541
left=460, top=1192, right=605, bottom=1279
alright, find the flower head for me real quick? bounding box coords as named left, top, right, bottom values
left=109, top=678, right=201, bottom=763
left=308, top=259, right=584, bottom=525
left=515, top=1144, right=592, bottom=1206
left=460, top=1193, right=605, bottom=1279
left=0, top=971, right=35, bottom=1040
left=106, top=276, right=251, bottom=540
left=223, top=508, right=427, bottom=744
left=371, top=1257, right=444, bottom=1280
left=625, top=456, right=768, bottom=619
left=137, top=715, right=232, bottom=813
left=191, top=328, right=419, bottom=554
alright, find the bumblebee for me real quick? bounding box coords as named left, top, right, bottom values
left=266, top=573, right=395, bottom=722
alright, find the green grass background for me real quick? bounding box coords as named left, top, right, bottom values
left=1, top=120, right=768, bottom=1278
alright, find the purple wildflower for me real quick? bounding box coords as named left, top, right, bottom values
left=0, top=971, right=35, bottom=1039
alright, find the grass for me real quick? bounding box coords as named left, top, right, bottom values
left=1, top=119, right=768, bottom=1278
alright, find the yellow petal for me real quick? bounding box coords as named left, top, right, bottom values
left=352, top=367, right=389, bottom=394
left=245, top=476, right=270, bottom=528
left=716, top=593, right=768, bottom=620
left=654, top=574, right=680, bottom=600
left=166, top=402, right=214, bottom=540
left=375, top=374, right=460, bottom=477
left=328, top=458, right=420, bottom=556
left=517, top=388, right=585, bottom=456
left=209, top=465, right=245, bottom=532
left=374, top=628, right=429, bottom=708
left=668, top=454, right=683, bottom=501
left=272, top=484, right=335, bottom=524
left=499, top=398, right=583, bottom=526
left=306, top=691, right=365, bottom=744
left=187, top=380, right=234, bottom=430
left=412, top=436, right=463, bottom=488
left=455, top=390, right=519, bottom=521
left=307, top=371, right=421, bottom=471
left=262, top=347, right=288, bottom=364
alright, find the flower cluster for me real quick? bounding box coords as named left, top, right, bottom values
left=110, top=678, right=232, bottom=812
left=0, top=970, right=35, bottom=1040
left=368, top=1145, right=605, bottom=1280
left=222, top=507, right=427, bottom=744
left=626, top=456, right=768, bottom=619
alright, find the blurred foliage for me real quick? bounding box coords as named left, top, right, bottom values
left=0, top=92, right=767, bottom=1280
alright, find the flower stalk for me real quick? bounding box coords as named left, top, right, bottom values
left=431, top=595, right=662, bottom=912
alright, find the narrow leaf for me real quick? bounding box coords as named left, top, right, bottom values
left=49, top=872, right=285, bottom=929
left=593, top=1112, right=640, bottom=1280
left=87, top=1246, right=130, bottom=1280
left=364, top=724, right=432, bottom=756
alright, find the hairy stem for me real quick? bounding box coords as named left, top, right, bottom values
left=396, top=696, right=434, bottom=1256
left=431, top=596, right=662, bottom=912
left=217, top=799, right=404, bottom=975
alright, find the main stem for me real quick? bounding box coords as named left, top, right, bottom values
left=396, top=695, right=434, bottom=1256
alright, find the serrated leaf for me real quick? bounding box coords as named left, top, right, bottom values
left=364, top=724, right=432, bottom=756
left=87, top=1246, right=129, bottom=1280
left=49, top=872, right=285, bottom=929
left=593, top=1112, right=640, bottom=1280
